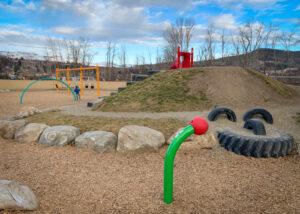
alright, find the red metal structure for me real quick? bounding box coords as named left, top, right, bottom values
left=171, top=46, right=194, bottom=69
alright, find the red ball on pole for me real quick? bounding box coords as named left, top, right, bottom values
left=189, top=116, right=209, bottom=135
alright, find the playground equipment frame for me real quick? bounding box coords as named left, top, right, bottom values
left=19, top=77, right=78, bottom=104
left=55, top=65, right=100, bottom=97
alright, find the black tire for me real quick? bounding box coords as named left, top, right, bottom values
left=243, top=108, right=273, bottom=124
left=243, top=119, right=266, bottom=135
left=217, top=130, right=294, bottom=158
left=87, top=102, right=93, bottom=107
left=208, top=107, right=237, bottom=122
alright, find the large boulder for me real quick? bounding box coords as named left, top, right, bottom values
left=15, top=123, right=49, bottom=143
left=0, top=180, right=38, bottom=211
left=18, top=106, right=40, bottom=118
left=0, top=120, right=26, bottom=139
left=75, top=131, right=117, bottom=153
left=38, top=125, right=80, bottom=146
left=117, top=125, right=165, bottom=151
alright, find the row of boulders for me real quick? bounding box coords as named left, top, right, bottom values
left=0, top=118, right=167, bottom=152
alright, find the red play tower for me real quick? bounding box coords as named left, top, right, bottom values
left=171, top=46, right=194, bottom=69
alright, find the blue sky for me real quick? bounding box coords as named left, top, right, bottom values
left=0, top=0, right=299, bottom=65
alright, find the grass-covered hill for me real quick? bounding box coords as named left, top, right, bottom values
left=97, top=66, right=297, bottom=112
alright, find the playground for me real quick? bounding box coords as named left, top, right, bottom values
left=0, top=80, right=125, bottom=117
left=0, top=66, right=300, bottom=213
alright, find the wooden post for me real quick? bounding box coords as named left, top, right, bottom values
left=80, top=66, right=84, bottom=96
left=96, top=65, right=100, bottom=97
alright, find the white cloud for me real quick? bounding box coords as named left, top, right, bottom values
left=210, top=0, right=282, bottom=11
left=211, top=14, right=237, bottom=30
left=0, top=0, right=36, bottom=11
left=40, top=1, right=167, bottom=45
left=52, top=26, right=77, bottom=34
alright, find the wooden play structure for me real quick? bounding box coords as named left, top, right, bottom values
left=55, top=66, right=100, bottom=97
left=171, top=46, right=194, bottom=69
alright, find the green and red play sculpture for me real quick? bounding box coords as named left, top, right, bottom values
left=164, top=116, right=209, bottom=204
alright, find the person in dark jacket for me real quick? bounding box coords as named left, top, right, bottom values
left=74, top=85, right=81, bottom=100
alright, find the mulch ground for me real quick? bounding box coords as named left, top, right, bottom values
left=0, top=139, right=299, bottom=214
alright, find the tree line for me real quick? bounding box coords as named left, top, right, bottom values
left=45, top=18, right=299, bottom=73
left=163, top=17, right=299, bottom=71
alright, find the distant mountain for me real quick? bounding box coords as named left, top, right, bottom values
left=193, top=48, right=300, bottom=85
left=0, top=51, right=44, bottom=60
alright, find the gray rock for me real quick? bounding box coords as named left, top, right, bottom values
left=117, top=125, right=165, bottom=151
left=38, top=125, right=80, bottom=146
left=0, top=119, right=26, bottom=139
left=75, top=131, right=117, bottom=152
left=15, top=123, right=49, bottom=143
left=192, top=131, right=218, bottom=149
left=0, top=180, right=38, bottom=211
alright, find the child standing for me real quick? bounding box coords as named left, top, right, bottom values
left=74, top=85, right=81, bottom=100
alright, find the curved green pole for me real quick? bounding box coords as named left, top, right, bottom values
left=164, top=125, right=195, bottom=204
left=19, top=77, right=78, bottom=104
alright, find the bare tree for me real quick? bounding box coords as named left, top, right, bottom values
left=105, top=41, right=117, bottom=80
left=106, top=42, right=117, bottom=68
left=46, top=37, right=94, bottom=68
left=135, top=55, right=139, bottom=68
left=279, top=30, right=296, bottom=64
left=147, top=48, right=152, bottom=69
left=69, top=39, right=81, bottom=66
left=64, top=39, right=71, bottom=63
left=118, top=45, right=127, bottom=69
left=220, top=29, right=226, bottom=61
left=155, top=48, right=163, bottom=69
left=184, top=18, right=195, bottom=51
left=163, top=17, right=195, bottom=62
left=204, top=25, right=215, bottom=64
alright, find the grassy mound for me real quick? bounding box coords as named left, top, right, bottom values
left=99, top=68, right=210, bottom=112
left=98, top=66, right=296, bottom=112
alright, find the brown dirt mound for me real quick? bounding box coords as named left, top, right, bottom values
left=98, top=66, right=298, bottom=112
left=190, top=66, right=297, bottom=108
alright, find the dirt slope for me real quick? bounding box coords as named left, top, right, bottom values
left=98, top=66, right=298, bottom=112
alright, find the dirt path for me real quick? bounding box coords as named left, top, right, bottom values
left=0, top=139, right=299, bottom=214
left=60, top=102, right=299, bottom=121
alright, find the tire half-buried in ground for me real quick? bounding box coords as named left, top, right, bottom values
left=243, top=119, right=266, bottom=135
left=207, top=107, right=237, bottom=122
left=243, top=108, right=273, bottom=124
left=217, top=130, right=293, bottom=158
